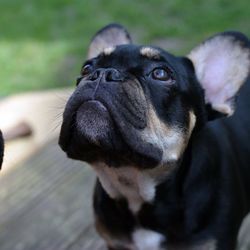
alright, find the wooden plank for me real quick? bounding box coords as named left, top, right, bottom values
left=0, top=140, right=104, bottom=250
left=65, top=225, right=106, bottom=250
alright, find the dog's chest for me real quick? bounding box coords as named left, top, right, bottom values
left=92, top=164, right=168, bottom=213
left=132, top=228, right=165, bottom=250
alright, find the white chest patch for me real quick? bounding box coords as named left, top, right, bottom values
left=103, top=228, right=165, bottom=250
left=132, top=229, right=165, bottom=250
left=92, top=163, right=172, bottom=213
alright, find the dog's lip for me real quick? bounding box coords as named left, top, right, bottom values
left=59, top=99, right=112, bottom=152
left=83, top=100, right=108, bottom=112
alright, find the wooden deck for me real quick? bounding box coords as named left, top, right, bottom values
left=0, top=139, right=105, bottom=250
left=0, top=139, right=249, bottom=250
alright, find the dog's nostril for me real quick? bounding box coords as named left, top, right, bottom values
left=90, top=68, right=123, bottom=82
left=91, top=70, right=101, bottom=81
left=106, top=69, right=122, bottom=82
left=106, top=71, right=113, bottom=81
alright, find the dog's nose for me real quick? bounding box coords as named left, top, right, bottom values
left=90, top=68, right=124, bottom=82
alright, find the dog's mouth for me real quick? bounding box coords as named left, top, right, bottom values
left=59, top=88, right=163, bottom=168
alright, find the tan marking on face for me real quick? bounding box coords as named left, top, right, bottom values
left=141, top=106, right=184, bottom=164
left=188, top=110, right=196, bottom=137
left=123, top=79, right=190, bottom=164
left=103, top=46, right=116, bottom=56
left=141, top=108, right=197, bottom=166
left=140, top=47, right=161, bottom=59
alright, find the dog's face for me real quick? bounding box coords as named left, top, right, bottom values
left=59, top=24, right=250, bottom=169
left=59, top=44, right=201, bottom=168
left=0, top=130, right=3, bottom=168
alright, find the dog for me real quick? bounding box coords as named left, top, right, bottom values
left=59, top=24, right=250, bottom=250
left=0, top=130, right=3, bottom=168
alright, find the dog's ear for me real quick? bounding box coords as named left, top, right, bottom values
left=0, top=130, right=4, bottom=169
left=188, top=32, right=250, bottom=116
left=87, top=23, right=132, bottom=59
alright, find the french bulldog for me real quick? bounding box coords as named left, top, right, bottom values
left=59, top=24, right=250, bottom=250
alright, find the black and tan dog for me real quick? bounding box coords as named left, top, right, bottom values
left=59, top=24, right=250, bottom=250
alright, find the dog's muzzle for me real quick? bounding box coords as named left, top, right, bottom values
left=59, top=69, right=163, bottom=167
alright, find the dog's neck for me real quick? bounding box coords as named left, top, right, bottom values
left=92, top=162, right=176, bottom=213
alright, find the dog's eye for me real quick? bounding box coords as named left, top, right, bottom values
left=81, top=64, right=92, bottom=76
left=76, top=64, right=93, bottom=85
left=151, top=68, right=173, bottom=82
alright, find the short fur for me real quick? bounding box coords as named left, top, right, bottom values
left=59, top=24, right=250, bottom=250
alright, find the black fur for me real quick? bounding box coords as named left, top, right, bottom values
left=59, top=25, right=250, bottom=250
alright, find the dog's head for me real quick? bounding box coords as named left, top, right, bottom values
left=0, top=130, right=3, bottom=168
left=59, top=24, right=250, bottom=168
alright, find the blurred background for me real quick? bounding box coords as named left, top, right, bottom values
left=0, top=0, right=250, bottom=249
left=1, top=0, right=250, bottom=95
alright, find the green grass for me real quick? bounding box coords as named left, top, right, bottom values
left=1, top=0, right=250, bottom=95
